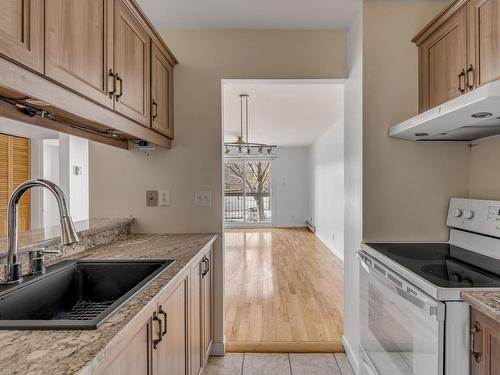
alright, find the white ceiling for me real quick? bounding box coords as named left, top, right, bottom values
left=223, top=82, right=344, bottom=147
left=136, top=0, right=361, bottom=30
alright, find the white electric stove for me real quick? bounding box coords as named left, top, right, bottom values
left=358, top=198, right=500, bottom=375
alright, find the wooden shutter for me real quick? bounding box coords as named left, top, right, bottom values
left=0, top=134, right=31, bottom=236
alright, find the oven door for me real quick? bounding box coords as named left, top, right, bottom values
left=358, top=251, right=445, bottom=375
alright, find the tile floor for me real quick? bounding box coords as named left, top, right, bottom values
left=205, top=353, right=355, bottom=375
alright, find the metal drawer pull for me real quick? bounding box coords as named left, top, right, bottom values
left=470, top=321, right=481, bottom=363
left=206, top=257, right=210, bottom=275
left=458, top=69, right=466, bottom=94
left=115, top=74, right=123, bottom=101
left=158, top=305, right=167, bottom=336
left=467, top=64, right=474, bottom=90
left=153, top=311, right=162, bottom=349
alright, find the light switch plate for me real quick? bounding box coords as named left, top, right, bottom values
left=159, top=190, right=170, bottom=206
left=195, top=191, right=212, bottom=207
left=146, top=191, right=158, bottom=207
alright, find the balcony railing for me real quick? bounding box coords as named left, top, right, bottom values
left=224, top=192, right=271, bottom=223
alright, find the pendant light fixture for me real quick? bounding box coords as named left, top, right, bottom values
left=224, top=94, right=276, bottom=157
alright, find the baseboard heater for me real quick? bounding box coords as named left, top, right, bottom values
left=305, top=219, right=316, bottom=233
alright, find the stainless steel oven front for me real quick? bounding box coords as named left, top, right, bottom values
left=358, top=251, right=445, bottom=375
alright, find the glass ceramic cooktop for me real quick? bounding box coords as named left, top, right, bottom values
left=366, top=243, right=500, bottom=288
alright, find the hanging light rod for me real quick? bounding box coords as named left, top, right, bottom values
left=224, top=94, right=276, bottom=156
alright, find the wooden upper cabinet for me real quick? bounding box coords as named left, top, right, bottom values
left=0, top=0, right=44, bottom=72
left=151, top=43, right=174, bottom=139
left=417, top=9, right=467, bottom=112
left=45, top=0, right=114, bottom=108
left=114, top=0, right=151, bottom=126
left=467, top=0, right=500, bottom=89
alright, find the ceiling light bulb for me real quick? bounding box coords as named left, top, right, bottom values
left=258, top=147, right=263, bottom=154
left=246, top=147, right=251, bottom=155
left=267, top=147, right=272, bottom=154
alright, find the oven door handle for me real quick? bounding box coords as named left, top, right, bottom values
left=358, top=251, right=444, bottom=320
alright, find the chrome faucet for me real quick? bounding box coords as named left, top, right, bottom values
left=3, top=179, right=80, bottom=284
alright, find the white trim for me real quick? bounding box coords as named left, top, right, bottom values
left=210, top=338, right=227, bottom=356
left=221, top=78, right=346, bottom=86
left=342, top=335, right=360, bottom=375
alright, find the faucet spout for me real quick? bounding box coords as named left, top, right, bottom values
left=4, top=179, right=80, bottom=284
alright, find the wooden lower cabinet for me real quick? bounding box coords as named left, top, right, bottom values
left=101, top=318, right=151, bottom=375
left=470, top=307, right=500, bottom=375
left=98, top=247, right=214, bottom=375
left=153, top=278, right=188, bottom=375
left=190, top=247, right=213, bottom=375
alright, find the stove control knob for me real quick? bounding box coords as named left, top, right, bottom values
left=462, top=210, right=474, bottom=220
left=452, top=209, right=463, bottom=218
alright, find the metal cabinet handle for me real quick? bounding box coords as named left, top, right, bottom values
left=115, top=74, right=123, bottom=101
left=202, top=257, right=209, bottom=277
left=152, top=311, right=162, bottom=349
left=470, top=321, right=481, bottom=363
left=458, top=69, right=466, bottom=94
left=158, top=305, right=167, bottom=336
left=152, top=100, right=158, bottom=120
left=107, top=70, right=116, bottom=98
left=467, top=64, right=474, bottom=90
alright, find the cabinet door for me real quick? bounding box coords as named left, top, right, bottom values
left=470, top=308, right=500, bottom=375
left=45, top=0, right=114, bottom=108
left=418, top=9, right=467, bottom=112
left=154, top=279, right=187, bottom=375
left=202, top=250, right=213, bottom=365
left=0, top=0, right=44, bottom=72
left=114, top=0, right=151, bottom=126
left=190, top=260, right=203, bottom=375
left=101, top=319, right=151, bottom=375
left=467, top=0, right=500, bottom=89
left=151, top=43, right=174, bottom=138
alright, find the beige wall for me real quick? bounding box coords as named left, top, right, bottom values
left=469, top=138, right=500, bottom=200
left=362, top=1, right=470, bottom=243
left=89, top=29, right=347, bottom=351
left=90, top=30, right=346, bottom=233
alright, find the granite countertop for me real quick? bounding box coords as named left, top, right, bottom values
left=0, top=232, right=217, bottom=375
left=0, top=217, right=135, bottom=257
left=462, top=291, right=500, bottom=322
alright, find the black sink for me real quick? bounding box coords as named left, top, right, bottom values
left=0, top=259, right=174, bottom=329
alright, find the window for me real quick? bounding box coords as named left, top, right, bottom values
left=224, top=160, right=272, bottom=225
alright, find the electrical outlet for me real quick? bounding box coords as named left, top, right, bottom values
left=159, top=190, right=170, bottom=206
left=195, top=191, right=212, bottom=207
left=146, top=191, right=158, bottom=207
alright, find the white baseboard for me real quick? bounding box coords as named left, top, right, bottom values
left=315, top=233, right=344, bottom=261
left=342, top=335, right=359, bottom=374
left=210, top=338, right=226, bottom=356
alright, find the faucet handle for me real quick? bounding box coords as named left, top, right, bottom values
left=29, top=248, right=61, bottom=275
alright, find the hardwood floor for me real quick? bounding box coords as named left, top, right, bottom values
left=224, top=228, right=344, bottom=352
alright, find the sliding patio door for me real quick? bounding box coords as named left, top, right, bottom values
left=224, top=160, right=272, bottom=225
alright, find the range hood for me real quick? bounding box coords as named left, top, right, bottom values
left=389, top=79, right=500, bottom=143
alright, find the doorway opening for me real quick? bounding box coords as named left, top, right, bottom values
left=221, top=79, right=346, bottom=352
